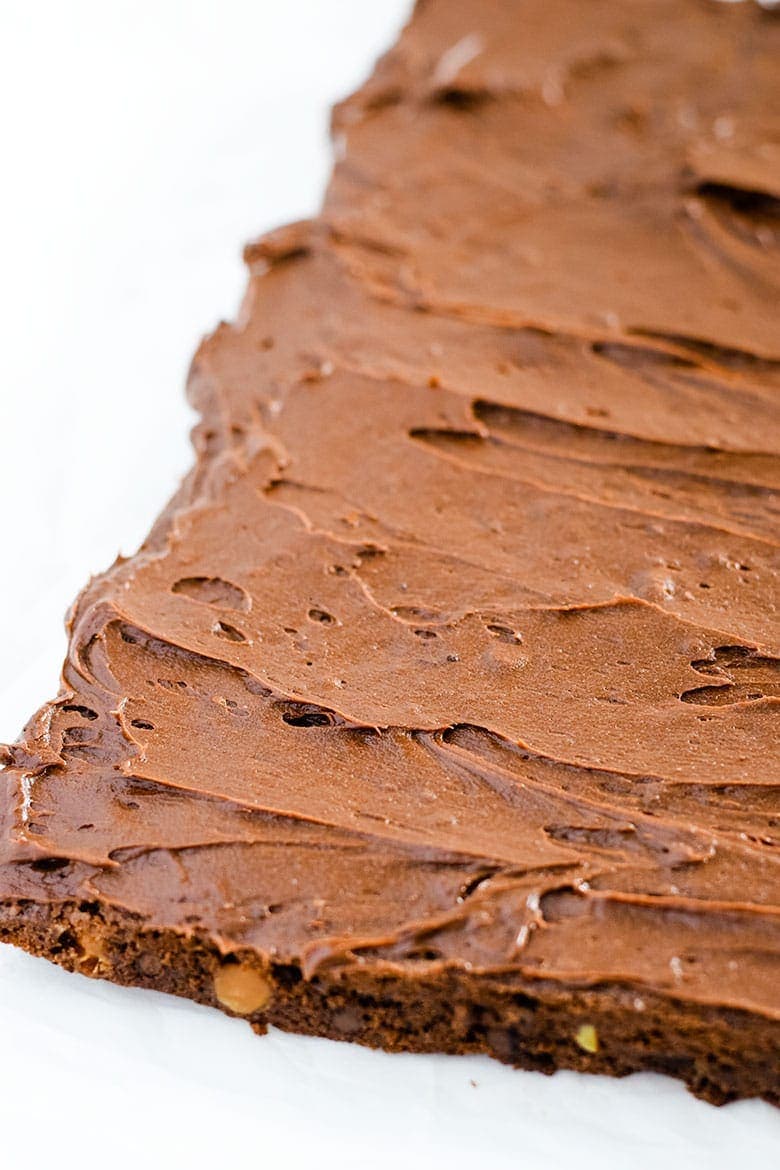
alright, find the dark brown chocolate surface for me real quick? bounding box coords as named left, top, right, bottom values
left=2, top=0, right=779, bottom=1103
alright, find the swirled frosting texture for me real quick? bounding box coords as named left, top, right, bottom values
left=2, top=0, right=779, bottom=1025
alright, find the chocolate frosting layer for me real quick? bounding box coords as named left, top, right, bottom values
left=2, top=0, right=779, bottom=1022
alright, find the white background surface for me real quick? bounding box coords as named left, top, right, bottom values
left=0, top=3, right=777, bottom=1166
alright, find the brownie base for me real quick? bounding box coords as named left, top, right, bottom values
left=2, top=899, right=776, bottom=1107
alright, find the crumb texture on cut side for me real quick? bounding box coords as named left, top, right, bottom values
left=1, top=0, right=779, bottom=1107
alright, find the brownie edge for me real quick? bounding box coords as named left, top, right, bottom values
left=2, top=899, right=777, bottom=1106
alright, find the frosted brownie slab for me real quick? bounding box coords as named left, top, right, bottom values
left=2, top=0, right=778, bottom=1105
